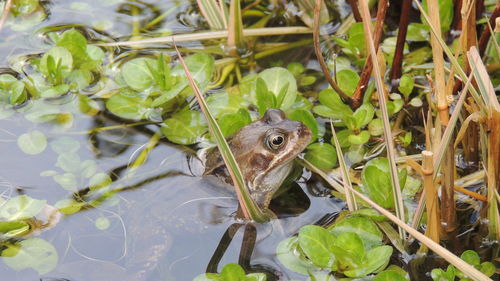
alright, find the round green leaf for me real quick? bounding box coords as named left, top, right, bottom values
left=53, top=173, right=78, bottom=191
left=106, top=91, right=153, bottom=120
left=17, top=130, right=47, bottom=155
left=206, top=92, right=248, bottom=118
left=161, top=110, right=207, bottom=145
left=344, top=245, right=393, bottom=277
left=335, top=69, right=360, bottom=96
left=89, top=172, right=112, bottom=191
left=50, top=136, right=80, bottom=154
left=298, top=225, right=337, bottom=269
left=95, top=217, right=110, bottom=230
left=121, top=57, right=156, bottom=91
left=0, top=195, right=46, bottom=220
left=304, top=143, right=337, bottom=170
left=361, top=157, right=395, bottom=208
left=398, top=74, right=414, bottom=98
left=256, top=67, right=297, bottom=110
left=220, top=263, right=246, bottom=280
left=348, top=130, right=370, bottom=145
left=39, top=46, right=73, bottom=75
left=276, top=237, right=318, bottom=275
left=374, top=270, right=408, bottom=281
left=330, top=216, right=383, bottom=249
left=2, top=238, right=58, bottom=275
left=218, top=109, right=251, bottom=137
left=287, top=109, right=318, bottom=142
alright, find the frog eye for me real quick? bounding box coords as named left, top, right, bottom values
left=267, top=133, right=286, bottom=150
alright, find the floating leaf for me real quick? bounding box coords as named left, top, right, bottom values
left=316, top=89, right=353, bottom=119
left=304, top=143, right=337, bottom=170
left=218, top=109, right=251, bottom=137
left=161, top=110, right=207, bottom=145
left=298, top=225, right=337, bottom=269
left=287, top=109, right=318, bottom=142
left=344, top=246, right=393, bottom=277
left=276, top=237, right=316, bottom=275
left=53, top=173, right=78, bottom=191
left=55, top=29, right=88, bottom=67
left=0, top=221, right=30, bottom=237
left=256, top=67, right=297, bottom=110
left=0, top=195, right=46, bottom=221
left=17, top=130, right=47, bottom=155
left=330, top=216, right=383, bottom=249
left=206, top=92, right=248, bottom=118
left=2, top=238, right=58, bottom=275
left=106, top=91, right=153, bottom=120
left=121, top=57, right=157, bottom=91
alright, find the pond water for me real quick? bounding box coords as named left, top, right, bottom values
left=1, top=0, right=498, bottom=280
left=0, top=1, right=350, bottom=280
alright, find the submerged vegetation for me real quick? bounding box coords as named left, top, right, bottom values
left=0, top=0, right=499, bottom=280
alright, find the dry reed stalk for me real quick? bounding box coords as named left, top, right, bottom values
left=427, top=0, right=457, bottom=232
left=422, top=150, right=441, bottom=243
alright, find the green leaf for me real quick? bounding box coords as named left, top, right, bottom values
left=218, top=109, right=251, bottom=137
left=55, top=29, right=88, bottom=67
left=66, top=69, right=92, bottom=90
left=256, top=67, right=297, bottom=110
left=348, top=130, right=370, bottom=145
left=298, top=225, right=336, bottom=269
left=304, top=143, right=337, bottom=170
left=334, top=69, right=360, bottom=96
left=53, top=173, right=78, bottom=191
left=330, top=216, right=383, bottom=249
left=368, top=118, right=384, bottom=136
left=331, top=129, right=352, bottom=148
left=479, top=262, right=496, bottom=277
left=276, top=237, right=317, bottom=275
left=206, top=92, right=248, bottom=118
left=39, top=46, right=73, bottom=76
left=431, top=266, right=456, bottom=281
left=121, top=57, right=157, bottom=91
left=89, top=172, right=112, bottom=191
left=398, top=75, right=414, bottom=98
left=317, top=89, right=353, bottom=119
left=106, top=91, right=153, bottom=120
left=374, top=270, right=408, bottom=281
left=333, top=232, right=365, bottom=266
left=161, top=110, right=207, bottom=144
left=361, top=158, right=405, bottom=208
left=255, top=77, right=275, bottom=115
left=82, top=45, right=105, bottom=70
left=50, top=136, right=80, bottom=154
left=353, top=104, right=374, bottom=128
left=287, top=62, right=305, bottom=76
left=460, top=250, right=480, bottom=266
left=193, top=273, right=220, bottom=281
left=406, top=23, right=430, bottom=42
left=172, top=53, right=214, bottom=90
left=344, top=245, right=393, bottom=277
left=0, top=195, right=46, bottom=220
left=2, top=238, right=58, bottom=274
left=220, top=263, right=246, bottom=281
left=421, top=0, right=453, bottom=33
left=56, top=153, right=81, bottom=173
left=0, top=221, right=30, bottom=236
left=287, top=109, right=318, bottom=142
left=17, top=130, right=47, bottom=155
left=54, top=199, right=84, bottom=215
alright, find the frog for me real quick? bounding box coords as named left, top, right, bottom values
left=204, top=108, right=312, bottom=210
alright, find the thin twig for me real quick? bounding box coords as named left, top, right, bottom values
left=313, top=0, right=351, bottom=104
left=351, top=0, right=388, bottom=108
left=0, top=0, right=13, bottom=32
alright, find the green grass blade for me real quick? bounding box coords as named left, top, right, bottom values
left=330, top=122, right=357, bottom=211
left=359, top=0, right=406, bottom=238
left=227, top=0, right=244, bottom=55
left=197, top=0, right=227, bottom=30
left=173, top=44, right=269, bottom=222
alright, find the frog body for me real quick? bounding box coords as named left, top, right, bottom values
left=204, top=109, right=311, bottom=209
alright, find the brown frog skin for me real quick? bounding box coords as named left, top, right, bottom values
left=204, top=108, right=312, bottom=209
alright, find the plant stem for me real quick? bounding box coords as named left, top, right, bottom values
left=313, top=0, right=351, bottom=104
left=96, top=27, right=312, bottom=46
left=389, top=0, right=411, bottom=88
left=351, top=0, right=388, bottom=108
